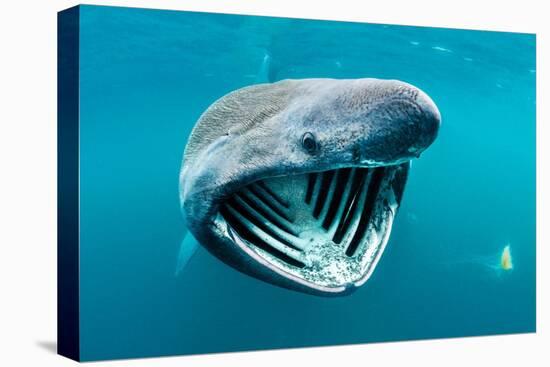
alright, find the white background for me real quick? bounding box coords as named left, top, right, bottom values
left=0, top=0, right=547, bottom=365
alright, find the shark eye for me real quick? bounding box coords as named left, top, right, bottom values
left=301, top=132, right=318, bottom=154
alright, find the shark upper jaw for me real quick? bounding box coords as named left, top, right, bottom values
left=213, top=161, right=410, bottom=295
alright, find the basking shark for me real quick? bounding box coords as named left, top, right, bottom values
left=177, top=78, right=440, bottom=296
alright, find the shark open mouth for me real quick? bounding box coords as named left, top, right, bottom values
left=217, top=163, right=409, bottom=293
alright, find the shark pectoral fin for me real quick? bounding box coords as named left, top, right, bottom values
left=175, top=231, right=200, bottom=276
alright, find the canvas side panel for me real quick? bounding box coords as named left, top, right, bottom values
left=57, top=5, right=81, bottom=362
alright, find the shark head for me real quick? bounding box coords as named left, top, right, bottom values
left=180, top=78, right=440, bottom=296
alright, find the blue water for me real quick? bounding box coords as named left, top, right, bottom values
left=77, top=5, right=536, bottom=361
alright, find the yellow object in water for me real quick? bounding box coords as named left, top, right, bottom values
left=500, top=245, right=513, bottom=271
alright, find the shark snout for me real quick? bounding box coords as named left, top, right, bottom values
left=406, top=87, right=441, bottom=156
left=349, top=79, right=441, bottom=165
left=411, top=87, right=441, bottom=155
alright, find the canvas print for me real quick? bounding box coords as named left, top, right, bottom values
left=57, top=5, right=536, bottom=361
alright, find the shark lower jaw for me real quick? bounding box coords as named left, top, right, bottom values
left=214, top=163, right=409, bottom=295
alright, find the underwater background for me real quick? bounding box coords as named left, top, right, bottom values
left=77, top=5, right=536, bottom=361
